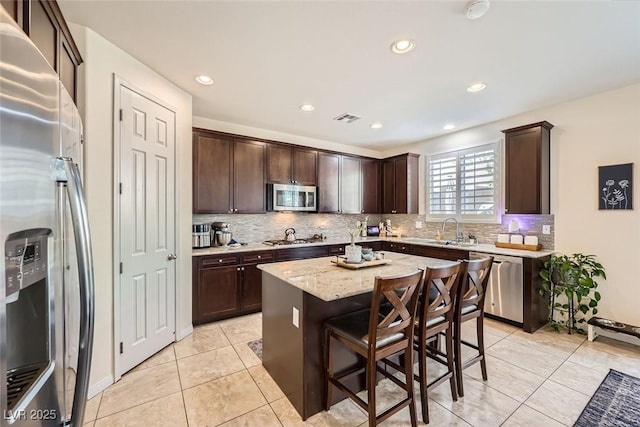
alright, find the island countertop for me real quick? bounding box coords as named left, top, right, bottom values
left=257, top=251, right=457, bottom=302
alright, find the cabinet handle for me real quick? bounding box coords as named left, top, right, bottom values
left=219, top=259, right=223, bottom=263
left=237, top=267, right=241, bottom=271
left=257, top=255, right=261, bottom=259
left=241, top=267, right=245, bottom=271
left=234, top=209, right=238, bottom=212
left=505, top=208, right=509, bottom=213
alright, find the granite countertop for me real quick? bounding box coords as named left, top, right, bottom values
left=192, top=236, right=553, bottom=259
left=257, top=252, right=457, bottom=302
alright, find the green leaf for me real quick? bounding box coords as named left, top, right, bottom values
left=540, top=270, right=549, bottom=280
left=589, top=299, right=597, bottom=307
left=592, top=308, right=598, bottom=315
left=580, top=305, right=589, bottom=314
left=594, top=291, right=601, bottom=301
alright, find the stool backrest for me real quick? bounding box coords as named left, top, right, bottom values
left=366, top=269, right=425, bottom=352
left=458, top=257, right=494, bottom=314
left=420, top=263, right=463, bottom=323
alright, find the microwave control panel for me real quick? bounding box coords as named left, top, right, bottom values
left=4, top=228, right=50, bottom=297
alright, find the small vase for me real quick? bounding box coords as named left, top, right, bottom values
left=345, top=244, right=362, bottom=263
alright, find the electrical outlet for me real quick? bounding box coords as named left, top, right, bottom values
left=415, top=221, right=423, bottom=229
left=292, top=307, right=299, bottom=328
left=542, top=225, right=551, bottom=235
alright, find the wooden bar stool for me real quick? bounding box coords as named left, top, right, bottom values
left=453, top=257, right=494, bottom=397
left=324, top=269, right=425, bottom=427
left=413, top=263, right=463, bottom=424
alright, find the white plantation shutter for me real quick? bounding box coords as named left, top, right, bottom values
left=427, top=143, right=499, bottom=222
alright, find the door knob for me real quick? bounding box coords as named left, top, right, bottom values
left=167, top=253, right=177, bottom=260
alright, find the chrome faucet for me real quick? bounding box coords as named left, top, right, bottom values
left=442, top=217, right=464, bottom=243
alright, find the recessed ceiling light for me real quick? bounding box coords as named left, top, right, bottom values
left=467, top=82, right=487, bottom=92
left=300, top=104, right=315, bottom=112
left=195, top=75, right=214, bottom=85
left=390, top=39, right=415, bottom=54
left=466, top=0, right=490, bottom=20
left=443, top=124, right=456, bottom=131
left=370, top=123, right=383, bottom=129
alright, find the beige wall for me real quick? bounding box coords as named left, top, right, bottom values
left=392, top=83, right=640, bottom=326
left=70, top=25, right=193, bottom=396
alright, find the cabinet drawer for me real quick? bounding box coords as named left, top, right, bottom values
left=241, top=251, right=274, bottom=264
left=201, top=254, right=239, bottom=267
left=276, top=246, right=328, bottom=261
left=328, top=244, right=346, bottom=255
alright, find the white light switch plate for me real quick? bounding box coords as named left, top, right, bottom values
left=415, top=221, right=423, bottom=229
left=543, top=225, right=551, bottom=234
left=292, top=307, right=299, bottom=328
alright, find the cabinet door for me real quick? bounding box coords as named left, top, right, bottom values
left=394, top=157, right=409, bottom=214
left=241, top=264, right=262, bottom=311
left=382, top=160, right=396, bottom=213
left=504, top=123, right=551, bottom=214
left=318, top=152, right=340, bottom=212
left=234, top=139, right=266, bottom=213
left=199, top=266, right=240, bottom=323
left=361, top=159, right=380, bottom=213
left=341, top=156, right=361, bottom=213
left=60, top=40, right=77, bottom=101
left=29, top=0, right=57, bottom=70
left=293, top=148, right=317, bottom=185
left=193, top=133, right=232, bottom=213
left=1, top=0, right=20, bottom=24
left=239, top=251, right=273, bottom=312
left=267, top=144, right=292, bottom=183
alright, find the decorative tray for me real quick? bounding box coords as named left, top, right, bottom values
left=494, top=242, right=543, bottom=251
left=331, top=258, right=392, bottom=270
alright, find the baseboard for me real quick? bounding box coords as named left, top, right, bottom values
left=176, top=324, right=193, bottom=341
left=88, top=375, right=114, bottom=399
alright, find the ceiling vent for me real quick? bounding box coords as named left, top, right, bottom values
left=333, top=113, right=361, bottom=123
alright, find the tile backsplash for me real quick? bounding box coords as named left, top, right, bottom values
left=193, top=212, right=554, bottom=249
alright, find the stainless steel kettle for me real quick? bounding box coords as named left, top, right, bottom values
left=285, top=228, right=296, bottom=242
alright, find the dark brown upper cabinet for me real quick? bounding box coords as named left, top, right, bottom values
left=382, top=154, right=419, bottom=214
left=6, top=0, right=83, bottom=101
left=317, top=153, right=370, bottom=214
left=503, top=121, right=553, bottom=214
left=193, top=130, right=266, bottom=214
left=361, top=158, right=381, bottom=213
left=267, top=144, right=317, bottom=186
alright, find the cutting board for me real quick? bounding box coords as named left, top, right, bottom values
left=331, top=258, right=392, bottom=269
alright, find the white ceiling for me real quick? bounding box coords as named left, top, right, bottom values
left=58, top=1, right=640, bottom=150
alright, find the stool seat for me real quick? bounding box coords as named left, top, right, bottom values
left=325, top=309, right=406, bottom=349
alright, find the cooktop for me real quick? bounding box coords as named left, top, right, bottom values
left=262, top=239, right=318, bottom=246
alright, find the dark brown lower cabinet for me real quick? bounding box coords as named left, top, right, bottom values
left=198, top=264, right=240, bottom=324
left=409, top=244, right=468, bottom=261
left=193, top=251, right=273, bottom=324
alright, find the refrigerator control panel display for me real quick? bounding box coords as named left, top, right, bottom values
left=4, top=229, right=50, bottom=298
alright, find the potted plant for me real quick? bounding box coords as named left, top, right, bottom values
left=539, top=253, right=606, bottom=333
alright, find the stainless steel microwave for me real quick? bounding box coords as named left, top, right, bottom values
left=267, top=183, right=317, bottom=212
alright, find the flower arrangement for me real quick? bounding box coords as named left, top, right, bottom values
left=347, top=216, right=369, bottom=246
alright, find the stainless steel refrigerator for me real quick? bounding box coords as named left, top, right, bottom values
left=1, top=7, right=95, bottom=427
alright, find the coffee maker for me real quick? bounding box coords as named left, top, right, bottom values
left=192, top=224, right=211, bottom=248
left=211, top=222, right=232, bottom=246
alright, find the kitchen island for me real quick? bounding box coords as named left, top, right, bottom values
left=258, top=251, right=456, bottom=420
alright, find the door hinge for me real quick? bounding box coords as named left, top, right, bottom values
left=119, top=262, right=123, bottom=274
left=119, top=109, right=123, bottom=121
left=120, top=342, right=123, bottom=354
left=80, top=135, right=84, bottom=145
left=119, top=183, right=122, bottom=194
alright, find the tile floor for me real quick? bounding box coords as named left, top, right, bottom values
left=83, top=313, right=640, bottom=426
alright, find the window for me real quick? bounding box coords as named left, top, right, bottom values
left=427, top=142, right=500, bottom=222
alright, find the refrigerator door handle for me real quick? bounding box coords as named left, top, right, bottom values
left=55, top=157, right=95, bottom=427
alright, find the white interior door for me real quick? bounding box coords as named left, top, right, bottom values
left=118, top=84, right=176, bottom=374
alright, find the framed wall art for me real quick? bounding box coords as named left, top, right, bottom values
left=599, top=163, right=633, bottom=210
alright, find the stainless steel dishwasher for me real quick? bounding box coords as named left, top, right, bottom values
left=470, top=252, right=523, bottom=324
